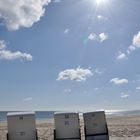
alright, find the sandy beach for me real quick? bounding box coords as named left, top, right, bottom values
left=0, top=115, right=140, bottom=140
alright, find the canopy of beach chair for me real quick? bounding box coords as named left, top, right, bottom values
left=83, top=111, right=109, bottom=140
left=7, top=112, right=38, bottom=140
left=54, top=112, right=81, bottom=140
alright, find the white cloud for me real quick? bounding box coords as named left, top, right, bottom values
left=23, top=97, right=33, bottom=102
left=117, top=51, right=127, bottom=60
left=88, top=32, right=108, bottom=43
left=99, top=33, right=108, bottom=42
left=121, top=94, right=130, bottom=98
left=57, top=67, right=93, bottom=82
left=125, top=45, right=136, bottom=56
left=0, top=40, right=32, bottom=61
left=136, top=87, right=140, bottom=90
left=0, top=50, right=32, bottom=61
left=0, top=0, right=50, bottom=31
left=133, top=31, right=140, bottom=48
left=94, top=88, right=99, bottom=91
left=0, top=40, right=6, bottom=49
left=126, top=50, right=130, bottom=54
left=64, top=89, right=71, bottom=93
left=117, top=31, right=140, bottom=59
left=88, top=33, right=97, bottom=40
left=129, top=45, right=136, bottom=51
left=95, top=69, right=103, bottom=74
left=64, top=28, right=70, bottom=34
left=110, top=78, right=128, bottom=85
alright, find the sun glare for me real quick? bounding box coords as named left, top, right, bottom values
left=96, top=0, right=105, bottom=5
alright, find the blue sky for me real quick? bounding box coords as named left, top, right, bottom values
left=0, top=0, right=140, bottom=111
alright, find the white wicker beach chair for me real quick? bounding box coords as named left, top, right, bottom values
left=7, top=112, right=38, bottom=140
left=83, top=111, right=109, bottom=140
left=54, top=112, right=81, bottom=140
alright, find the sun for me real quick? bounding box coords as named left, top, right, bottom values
left=96, top=0, right=106, bottom=5
left=87, top=0, right=108, bottom=7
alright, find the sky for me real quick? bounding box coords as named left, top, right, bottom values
left=0, top=0, right=140, bottom=111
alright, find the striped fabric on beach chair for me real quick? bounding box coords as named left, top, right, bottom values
left=83, top=111, right=109, bottom=140
left=7, top=112, right=38, bottom=140
left=54, top=112, right=81, bottom=140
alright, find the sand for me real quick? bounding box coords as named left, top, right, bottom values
left=0, top=115, right=140, bottom=140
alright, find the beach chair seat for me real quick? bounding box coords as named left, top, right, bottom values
left=7, top=112, right=38, bottom=140
left=54, top=112, right=81, bottom=140
left=84, top=135, right=109, bottom=140
left=83, top=111, right=109, bottom=140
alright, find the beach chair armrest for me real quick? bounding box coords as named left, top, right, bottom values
left=79, top=128, right=81, bottom=140
left=6, top=133, right=9, bottom=140
left=54, top=129, right=56, bottom=140
left=36, top=129, right=38, bottom=140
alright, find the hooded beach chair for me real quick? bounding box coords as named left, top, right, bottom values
left=83, top=111, right=109, bottom=140
left=7, top=112, right=38, bottom=140
left=54, top=112, right=81, bottom=140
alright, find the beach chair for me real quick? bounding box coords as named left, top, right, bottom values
left=83, top=111, right=109, bottom=140
left=54, top=112, right=81, bottom=140
left=7, top=112, right=38, bottom=140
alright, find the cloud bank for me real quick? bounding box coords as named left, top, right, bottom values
left=0, top=0, right=50, bottom=30
left=0, top=40, right=32, bottom=61
left=57, top=67, right=93, bottom=82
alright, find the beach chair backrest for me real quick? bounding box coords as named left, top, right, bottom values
left=54, top=112, right=80, bottom=139
left=7, top=112, right=37, bottom=140
left=83, top=111, right=109, bottom=138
